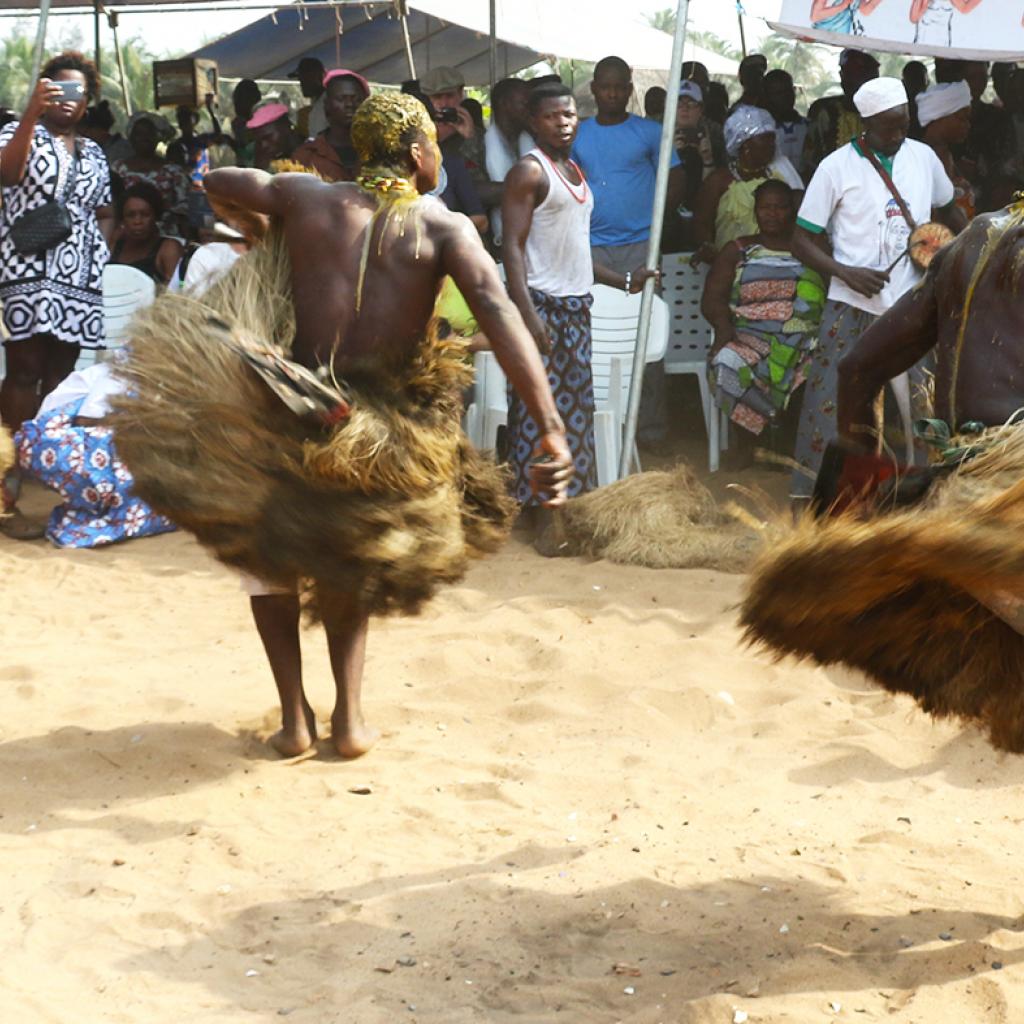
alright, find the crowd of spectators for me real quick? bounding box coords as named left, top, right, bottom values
left=4, top=43, right=1024, bottom=540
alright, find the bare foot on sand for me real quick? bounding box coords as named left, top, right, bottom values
left=331, top=715, right=379, bottom=759
left=270, top=703, right=318, bottom=757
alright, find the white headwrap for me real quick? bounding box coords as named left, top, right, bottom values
left=724, top=105, right=776, bottom=157
left=916, top=81, right=971, bottom=128
left=853, top=77, right=908, bottom=119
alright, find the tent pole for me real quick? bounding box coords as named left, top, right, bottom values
left=737, top=3, right=748, bottom=58
left=30, top=0, right=52, bottom=86
left=108, top=11, right=131, bottom=115
left=489, top=0, right=497, bottom=91
left=397, top=0, right=416, bottom=80
left=93, top=0, right=102, bottom=77
left=618, top=0, right=690, bottom=479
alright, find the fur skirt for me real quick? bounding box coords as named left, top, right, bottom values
left=741, top=426, right=1024, bottom=752
left=110, top=230, right=515, bottom=624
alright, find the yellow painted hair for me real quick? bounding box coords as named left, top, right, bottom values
left=351, top=92, right=436, bottom=178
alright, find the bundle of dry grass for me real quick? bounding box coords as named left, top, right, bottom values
left=741, top=428, right=1024, bottom=753
left=110, top=229, right=515, bottom=625
left=535, top=465, right=759, bottom=572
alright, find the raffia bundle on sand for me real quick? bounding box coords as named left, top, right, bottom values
left=110, top=228, right=515, bottom=625
left=741, top=426, right=1024, bottom=752
left=535, top=465, right=759, bottom=572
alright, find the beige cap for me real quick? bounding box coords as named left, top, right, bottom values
left=420, top=66, right=464, bottom=95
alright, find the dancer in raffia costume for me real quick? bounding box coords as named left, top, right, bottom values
left=111, top=94, right=573, bottom=758
left=741, top=196, right=1024, bottom=753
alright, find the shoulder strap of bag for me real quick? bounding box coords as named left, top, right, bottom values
left=858, top=135, right=917, bottom=231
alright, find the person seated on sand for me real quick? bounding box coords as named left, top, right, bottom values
left=834, top=195, right=1024, bottom=491
left=13, top=359, right=174, bottom=548
left=167, top=93, right=574, bottom=759
left=702, top=179, right=825, bottom=466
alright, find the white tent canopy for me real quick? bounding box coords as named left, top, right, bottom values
left=185, top=1, right=737, bottom=85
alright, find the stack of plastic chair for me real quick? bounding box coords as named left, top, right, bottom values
left=589, top=284, right=669, bottom=485
left=661, top=252, right=727, bottom=471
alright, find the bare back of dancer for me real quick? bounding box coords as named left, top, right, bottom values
left=839, top=206, right=1024, bottom=440
left=201, top=92, right=573, bottom=762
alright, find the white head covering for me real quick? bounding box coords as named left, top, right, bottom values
left=724, top=105, right=776, bottom=157
left=853, top=77, right=908, bottom=119
left=916, top=81, right=971, bottom=128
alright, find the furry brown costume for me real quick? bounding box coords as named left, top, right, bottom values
left=110, top=228, right=515, bottom=624
left=535, top=466, right=758, bottom=572
left=741, top=427, right=1024, bottom=753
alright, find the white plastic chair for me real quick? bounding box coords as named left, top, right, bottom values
left=463, top=347, right=510, bottom=452
left=661, top=252, right=727, bottom=472
left=465, top=285, right=669, bottom=487
left=589, top=284, right=669, bottom=485
left=76, top=264, right=156, bottom=371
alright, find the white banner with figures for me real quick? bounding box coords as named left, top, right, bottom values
left=769, top=1, right=1024, bottom=61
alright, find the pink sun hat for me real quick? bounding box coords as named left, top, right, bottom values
left=246, top=102, right=291, bottom=130
left=322, top=68, right=371, bottom=97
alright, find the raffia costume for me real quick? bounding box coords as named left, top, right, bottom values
left=741, top=201, right=1024, bottom=753
left=110, top=95, right=515, bottom=627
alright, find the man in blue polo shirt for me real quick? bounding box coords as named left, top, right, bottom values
left=573, top=55, right=686, bottom=447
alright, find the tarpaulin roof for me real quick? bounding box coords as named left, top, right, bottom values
left=186, top=1, right=738, bottom=84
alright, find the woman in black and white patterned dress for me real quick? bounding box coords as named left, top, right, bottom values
left=0, top=51, right=114, bottom=535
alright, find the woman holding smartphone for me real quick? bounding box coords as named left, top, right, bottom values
left=0, top=51, right=114, bottom=537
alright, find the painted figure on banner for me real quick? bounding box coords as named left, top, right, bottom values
left=910, top=0, right=983, bottom=47
left=811, top=0, right=884, bottom=35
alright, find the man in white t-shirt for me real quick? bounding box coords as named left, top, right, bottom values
left=788, top=76, right=965, bottom=504
left=483, top=76, right=533, bottom=247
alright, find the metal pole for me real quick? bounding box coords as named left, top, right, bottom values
left=488, top=0, right=497, bottom=91
left=30, top=0, right=52, bottom=86
left=397, top=0, right=416, bottom=81
left=618, top=0, right=690, bottom=478
left=108, top=11, right=131, bottom=115
left=737, top=3, right=748, bottom=58
left=93, top=0, right=102, bottom=78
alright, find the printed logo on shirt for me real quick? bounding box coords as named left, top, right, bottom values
left=881, top=197, right=910, bottom=268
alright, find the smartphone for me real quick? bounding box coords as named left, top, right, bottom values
left=52, top=80, right=85, bottom=102
left=436, top=106, right=460, bottom=125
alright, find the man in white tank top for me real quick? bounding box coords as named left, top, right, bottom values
left=502, top=82, right=658, bottom=529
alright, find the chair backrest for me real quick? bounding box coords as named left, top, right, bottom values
left=590, top=283, right=669, bottom=408
left=661, top=252, right=715, bottom=371
left=102, top=264, right=157, bottom=350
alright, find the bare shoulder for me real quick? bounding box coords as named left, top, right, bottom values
left=506, top=152, right=544, bottom=185
left=939, top=211, right=1012, bottom=277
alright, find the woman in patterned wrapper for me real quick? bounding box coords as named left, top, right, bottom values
left=0, top=51, right=115, bottom=538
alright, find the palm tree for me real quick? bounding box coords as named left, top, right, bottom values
left=0, top=26, right=43, bottom=113
left=0, top=21, right=181, bottom=127
left=647, top=9, right=677, bottom=34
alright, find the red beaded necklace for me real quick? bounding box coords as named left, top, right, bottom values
left=539, top=148, right=589, bottom=205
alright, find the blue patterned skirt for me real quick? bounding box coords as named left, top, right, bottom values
left=15, top=398, right=175, bottom=547
left=506, top=289, right=599, bottom=505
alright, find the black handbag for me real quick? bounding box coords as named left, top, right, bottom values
left=8, top=138, right=77, bottom=255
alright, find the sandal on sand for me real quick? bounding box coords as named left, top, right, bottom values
left=0, top=508, right=47, bottom=541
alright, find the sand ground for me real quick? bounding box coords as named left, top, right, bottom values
left=3, top=459, right=1024, bottom=1024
